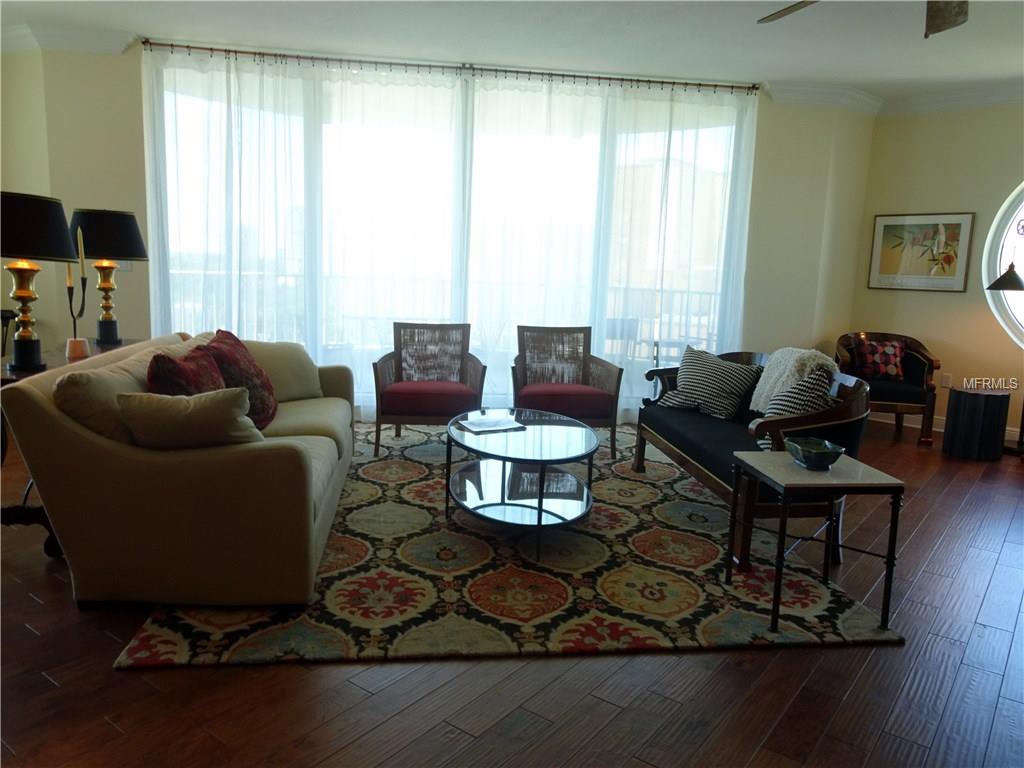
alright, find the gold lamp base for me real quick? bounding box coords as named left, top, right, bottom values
left=5, top=259, right=45, bottom=370
left=94, top=259, right=121, bottom=345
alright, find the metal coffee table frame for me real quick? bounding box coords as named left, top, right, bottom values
left=444, top=409, right=599, bottom=557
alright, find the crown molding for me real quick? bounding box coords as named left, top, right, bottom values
left=2, top=23, right=135, bottom=55
left=879, top=81, right=1024, bottom=116
left=2, top=24, right=40, bottom=53
left=765, top=82, right=883, bottom=116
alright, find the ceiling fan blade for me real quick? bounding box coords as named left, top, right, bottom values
left=757, top=1, right=819, bottom=24
left=925, top=0, right=969, bottom=38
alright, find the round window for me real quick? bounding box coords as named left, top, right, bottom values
left=983, top=181, right=1024, bottom=350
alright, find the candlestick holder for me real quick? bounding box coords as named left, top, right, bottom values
left=65, top=274, right=90, bottom=360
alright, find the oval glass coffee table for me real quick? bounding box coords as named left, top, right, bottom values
left=445, top=409, right=600, bottom=557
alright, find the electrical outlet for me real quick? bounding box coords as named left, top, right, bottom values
left=941, top=373, right=953, bottom=388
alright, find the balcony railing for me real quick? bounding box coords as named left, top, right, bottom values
left=167, top=271, right=721, bottom=365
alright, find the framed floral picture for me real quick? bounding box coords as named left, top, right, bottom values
left=868, top=213, right=975, bottom=292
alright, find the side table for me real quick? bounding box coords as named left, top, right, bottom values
left=943, top=387, right=1011, bottom=461
left=725, top=451, right=904, bottom=632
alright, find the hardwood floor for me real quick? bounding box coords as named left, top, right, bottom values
left=3, top=423, right=1022, bottom=767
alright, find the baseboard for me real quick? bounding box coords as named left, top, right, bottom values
left=868, top=413, right=1021, bottom=444
left=868, top=413, right=945, bottom=433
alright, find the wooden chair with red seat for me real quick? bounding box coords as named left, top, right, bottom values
left=511, top=325, right=624, bottom=454
left=372, top=322, right=486, bottom=456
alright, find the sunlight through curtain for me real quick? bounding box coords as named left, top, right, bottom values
left=143, top=50, right=757, bottom=417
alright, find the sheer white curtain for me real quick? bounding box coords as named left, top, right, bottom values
left=600, top=87, right=757, bottom=407
left=143, top=50, right=756, bottom=418
left=316, top=71, right=463, bottom=380
left=143, top=52, right=462, bottom=395
left=144, top=55, right=313, bottom=342
left=466, top=77, right=604, bottom=404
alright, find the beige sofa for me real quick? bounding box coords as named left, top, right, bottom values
left=2, top=333, right=354, bottom=606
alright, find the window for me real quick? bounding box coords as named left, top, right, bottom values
left=983, top=181, right=1024, bottom=349
left=143, top=51, right=757, bottom=415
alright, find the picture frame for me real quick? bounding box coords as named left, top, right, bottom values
left=868, top=212, right=975, bottom=292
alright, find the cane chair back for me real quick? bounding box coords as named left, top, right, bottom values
left=518, top=326, right=591, bottom=386
left=394, top=323, right=470, bottom=383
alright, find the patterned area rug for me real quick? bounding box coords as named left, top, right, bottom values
left=115, top=425, right=900, bottom=667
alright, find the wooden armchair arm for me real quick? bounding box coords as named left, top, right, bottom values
left=510, top=354, right=526, bottom=402
left=749, top=374, right=869, bottom=451
left=463, top=353, right=487, bottom=396
left=834, top=338, right=854, bottom=372
left=588, top=355, right=623, bottom=398
left=903, top=340, right=941, bottom=392
left=641, top=366, right=678, bottom=406
left=904, top=338, right=940, bottom=370
left=749, top=410, right=836, bottom=451
left=372, top=351, right=398, bottom=396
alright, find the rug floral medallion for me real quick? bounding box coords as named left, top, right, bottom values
left=115, top=425, right=901, bottom=668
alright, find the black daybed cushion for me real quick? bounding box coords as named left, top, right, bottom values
left=659, top=346, right=763, bottom=419
left=641, top=405, right=833, bottom=504
left=641, top=403, right=761, bottom=486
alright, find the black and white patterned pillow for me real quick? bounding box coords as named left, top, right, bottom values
left=757, top=367, right=836, bottom=450
left=658, top=346, right=763, bottom=420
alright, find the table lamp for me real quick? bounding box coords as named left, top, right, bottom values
left=985, top=262, right=1024, bottom=455
left=1, top=192, right=79, bottom=371
left=68, top=209, right=148, bottom=346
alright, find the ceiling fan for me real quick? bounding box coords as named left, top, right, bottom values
left=757, top=1, right=969, bottom=38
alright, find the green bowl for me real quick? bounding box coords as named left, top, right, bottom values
left=784, top=437, right=845, bottom=470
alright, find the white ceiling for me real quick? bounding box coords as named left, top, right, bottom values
left=2, top=1, right=1023, bottom=101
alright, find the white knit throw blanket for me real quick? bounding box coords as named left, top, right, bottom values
left=749, top=347, right=838, bottom=413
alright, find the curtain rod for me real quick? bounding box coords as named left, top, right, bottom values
left=140, top=38, right=759, bottom=95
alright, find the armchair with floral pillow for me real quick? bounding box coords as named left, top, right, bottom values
left=836, top=331, right=941, bottom=446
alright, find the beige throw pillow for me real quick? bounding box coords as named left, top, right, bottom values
left=117, top=388, right=264, bottom=449
left=53, top=334, right=216, bottom=443
left=244, top=340, right=323, bottom=402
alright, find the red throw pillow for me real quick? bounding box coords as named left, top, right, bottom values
left=147, top=348, right=226, bottom=396
left=197, top=330, right=277, bottom=429
left=853, top=339, right=905, bottom=381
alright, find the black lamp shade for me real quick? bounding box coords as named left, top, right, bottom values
left=986, top=262, right=1024, bottom=292
left=0, top=191, right=77, bottom=262
left=69, top=209, right=148, bottom=262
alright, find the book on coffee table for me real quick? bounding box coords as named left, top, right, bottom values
left=457, top=413, right=526, bottom=434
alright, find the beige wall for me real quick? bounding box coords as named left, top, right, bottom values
left=40, top=47, right=150, bottom=343
left=850, top=102, right=1024, bottom=439
left=1, top=47, right=149, bottom=354
left=1, top=50, right=62, bottom=347
left=742, top=93, right=874, bottom=354
left=1, top=51, right=50, bottom=193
